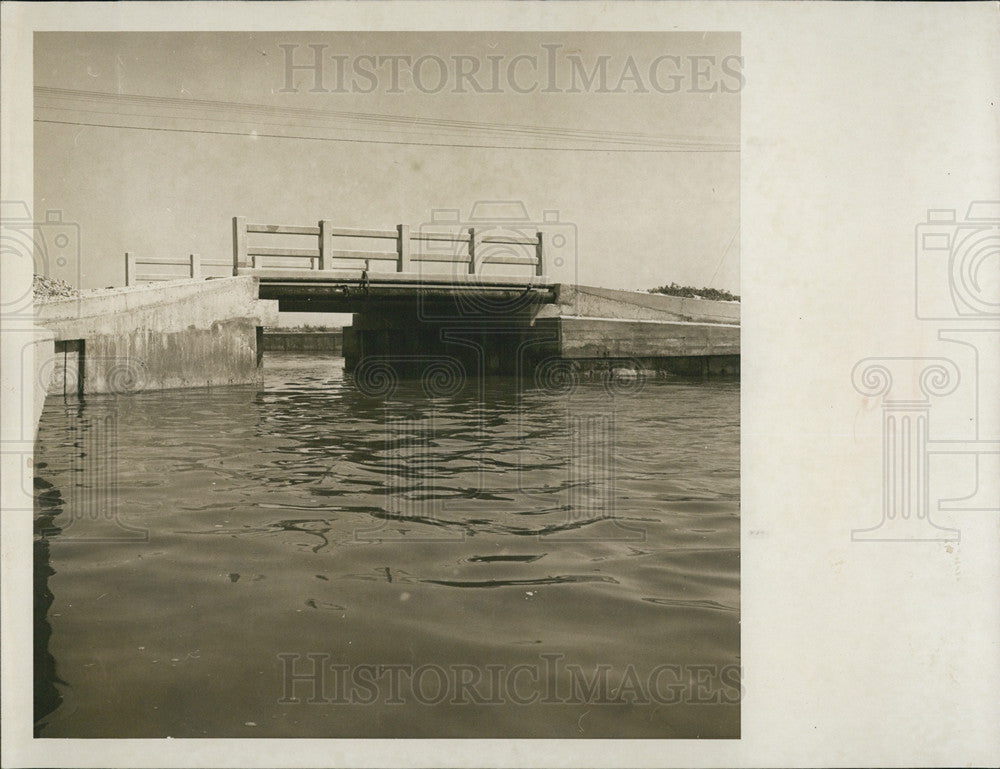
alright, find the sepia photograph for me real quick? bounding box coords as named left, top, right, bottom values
left=2, top=2, right=998, bottom=768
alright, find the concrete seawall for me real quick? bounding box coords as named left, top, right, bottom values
left=262, top=330, right=342, bottom=354
left=35, top=276, right=277, bottom=396
left=535, top=315, right=739, bottom=377
left=536, top=284, right=740, bottom=325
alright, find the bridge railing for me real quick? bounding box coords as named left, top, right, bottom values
left=124, top=253, right=232, bottom=286
left=232, top=217, right=544, bottom=277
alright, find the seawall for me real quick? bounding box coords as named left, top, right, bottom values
left=536, top=284, right=740, bottom=325
left=35, top=276, right=278, bottom=396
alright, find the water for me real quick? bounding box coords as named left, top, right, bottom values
left=33, top=354, right=740, bottom=738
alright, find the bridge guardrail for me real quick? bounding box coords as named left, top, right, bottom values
left=231, top=216, right=544, bottom=278
left=124, top=253, right=232, bottom=286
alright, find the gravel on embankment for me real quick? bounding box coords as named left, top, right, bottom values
left=33, top=274, right=80, bottom=301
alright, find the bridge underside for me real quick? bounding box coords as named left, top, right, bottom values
left=253, top=270, right=557, bottom=376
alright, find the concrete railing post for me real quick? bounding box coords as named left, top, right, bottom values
left=233, top=216, right=247, bottom=275
left=318, top=219, right=332, bottom=270
left=535, top=231, right=544, bottom=277
left=189, top=253, right=201, bottom=279
left=468, top=227, right=477, bottom=275
left=125, top=252, right=137, bottom=286
left=397, top=224, right=410, bottom=273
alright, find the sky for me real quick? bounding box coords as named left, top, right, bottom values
left=33, top=32, right=740, bottom=299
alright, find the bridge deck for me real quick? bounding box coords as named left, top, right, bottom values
left=241, top=267, right=555, bottom=313
left=239, top=267, right=552, bottom=287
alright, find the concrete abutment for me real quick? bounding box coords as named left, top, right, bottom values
left=35, top=276, right=278, bottom=400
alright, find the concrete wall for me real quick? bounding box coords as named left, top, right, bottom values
left=262, top=331, right=342, bottom=354
left=30, top=326, right=56, bottom=438
left=538, top=284, right=740, bottom=325
left=35, top=276, right=278, bottom=395
left=548, top=317, right=739, bottom=359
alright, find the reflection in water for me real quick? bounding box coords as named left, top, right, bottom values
left=34, top=354, right=739, bottom=738
left=420, top=574, right=620, bottom=588
left=33, top=474, right=64, bottom=733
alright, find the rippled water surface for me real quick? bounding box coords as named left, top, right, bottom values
left=34, top=354, right=739, bottom=738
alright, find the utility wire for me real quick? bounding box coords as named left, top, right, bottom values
left=34, top=86, right=739, bottom=152
left=37, top=102, right=731, bottom=151
left=708, top=222, right=740, bottom=286
left=35, top=86, right=735, bottom=146
left=35, top=118, right=739, bottom=153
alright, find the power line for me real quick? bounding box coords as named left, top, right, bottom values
left=35, top=86, right=737, bottom=147
left=36, top=102, right=731, bottom=151
left=35, top=118, right=739, bottom=153
left=34, top=86, right=739, bottom=152
left=708, top=222, right=740, bottom=286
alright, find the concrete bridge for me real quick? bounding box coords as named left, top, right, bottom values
left=31, top=214, right=738, bottom=411
left=229, top=216, right=739, bottom=378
